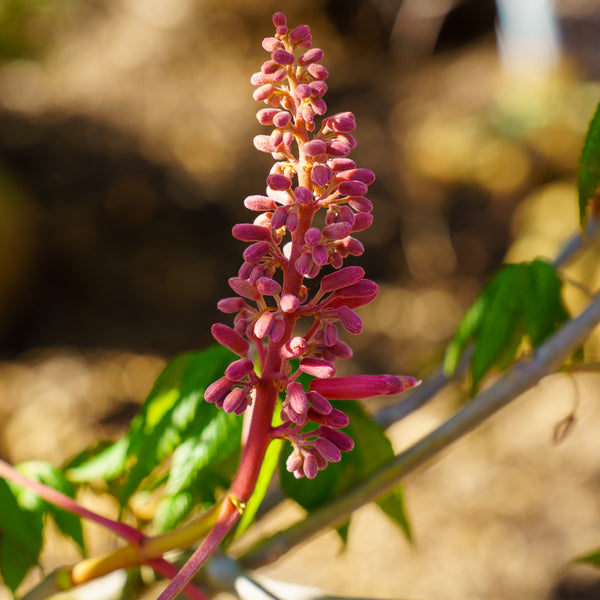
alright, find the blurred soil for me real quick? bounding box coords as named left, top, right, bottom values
left=1, top=0, right=600, bottom=599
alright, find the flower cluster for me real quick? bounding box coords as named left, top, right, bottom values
left=205, top=12, right=419, bottom=479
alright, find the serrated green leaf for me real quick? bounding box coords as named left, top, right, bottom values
left=280, top=402, right=411, bottom=541
left=377, top=486, right=412, bottom=543
left=444, top=260, right=570, bottom=394
left=578, top=99, right=600, bottom=228
left=67, top=345, right=238, bottom=509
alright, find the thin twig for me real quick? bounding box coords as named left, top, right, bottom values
left=240, top=293, right=600, bottom=568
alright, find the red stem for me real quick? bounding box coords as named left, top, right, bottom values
left=0, top=459, right=143, bottom=545
left=149, top=558, right=210, bottom=600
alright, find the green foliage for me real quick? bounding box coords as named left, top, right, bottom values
left=573, top=548, right=600, bottom=568
left=578, top=99, right=600, bottom=228
left=0, top=462, right=84, bottom=594
left=444, top=259, right=569, bottom=393
left=67, top=346, right=244, bottom=531
left=280, top=401, right=412, bottom=542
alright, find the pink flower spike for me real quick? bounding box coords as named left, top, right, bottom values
left=300, top=357, right=336, bottom=378
left=310, top=374, right=421, bottom=400
left=211, top=323, right=250, bottom=356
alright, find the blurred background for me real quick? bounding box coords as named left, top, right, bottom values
left=2, top=0, right=600, bottom=598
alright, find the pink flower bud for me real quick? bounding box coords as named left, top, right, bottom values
left=272, top=12, right=286, bottom=27
left=243, top=241, right=271, bottom=263
left=217, top=297, right=246, bottom=313
left=320, top=266, right=365, bottom=293
left=254, top=311, right=276, bottom=339
left=226, top=358, right=255, bottom=381
left=295, top=84, right=312, bottom=99
left=352, top=213, right=373, bottom=232
left=294, top=186, right=313, bottom=204
left=326, top=140, right=351, bottom=157
left=307, top=390, right=333, bottom=415
left=273, top=111, right=292, bottom=127
left=304, top=227, right=321, bottom=247
left=308, top=63, right=328, bottom=80
left=330, top=339, right=353, bottom=360
left=271, top=206, right=288, bottom=230
left=244, top=195, right=277, bottom=211
left=311, top=374, right=420, bottom=400
left=308, top=407, right=350, bottom=428
left=298, top=48, right=324, bottom=66
left=314, top=437, right=342, bottom=462
left=251, top=72, right=271, bottom=86
left=311, top=98, right=327, bottom=115
left=256, top=108, right=279, bottom=125
left=348, top=196, right=373, bottom=213
left=286, top=450, right=303, bottom=472
left=309, top=81, right=327, bottom=97
left=232, top=223, right=271, bottom=242
left=324, top=323, right=338, bottom=346
left=337, top=205, right=356, bottom=225
left=205, top=376, right=234, bottom=404
left=238, top=261, right=253, bottom=279
left=338, top=181, right=369, bottom=196
left=302, top=139, right=326, bottom=157
left=272, top=48, right=295, bottom=66
left=287, top=381, right=308, bottom=414
left=267, top=173, right=292, bottom=190
left=228, top=277, right=261, bottom=301
left=316, top=426, right=355, bottom=451
left=256, top=276, right=281, bottom=296
left=280, top=336, right=306, bottom=359
left=262, top=37, right=282, bottom=52
left=253, top=135, right=276, bottom=153
left=280, top=293, right=300, bottom=313
left=273, top=68, right=287, bottom=82
left=286, top=211, right=299, bottom=231
left=341, top=236, right=364, bottom=256
left=311, top=163, right=333, bottom=186
left=290, top=24, right=311, bottom=43
left=223, top=387, right=247, bottom=414
left=295, top=252, right=314, bottom=276
left=270, top=317, right=285, bottom=341
left=300, top=357, right=336, bottom=378
left=284, top=404, right=307, bottom=426
left=337, top=168, right=375, bottom=185
left=312, top=245, right=329, bottom=266
left=329, top=158, right=356, bottom=171
left=270, top=128, right=283, bottom=147
left=322, top=222, right=352, bottom=240
left=325, top=113, right=356, bottom=133
left=261, top=60, right=280, bottom=74
left=211, top=323, right=250, bottom=355
left=253, top=84, right=275, bottom=102
left=303, top=453, right=318, bottom=479
left=336, top=305, right=363, bottom=334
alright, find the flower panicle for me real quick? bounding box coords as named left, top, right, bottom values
left=206, top=12, right=418, bottom=479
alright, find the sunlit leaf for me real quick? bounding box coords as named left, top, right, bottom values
left=443, top=259, right=569, bottom=393
left=578, top=99, right=600, bottom=228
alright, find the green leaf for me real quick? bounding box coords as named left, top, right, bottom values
left=578, top=98, right=600, bottom=228
left=0, top=478, right=44, bottom=593
left=67, top=346, right=242, bottom=512
left=17, top=461, right=85, bottom=554
left=153, top=491, right=194, bottom=533
left=573, top=548, right=600, bottom=568
left=377, top=486, right=412, bottom=543
left=443, top=260, right=570, bottom=393
left=280, top=402, right=412, bottom=541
